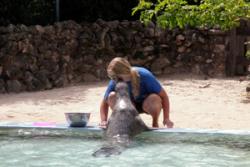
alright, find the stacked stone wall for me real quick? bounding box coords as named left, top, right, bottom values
left=0, top=20, right=227, bottom=93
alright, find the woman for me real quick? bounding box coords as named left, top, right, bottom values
left=99, top=57, right=174, bottom=128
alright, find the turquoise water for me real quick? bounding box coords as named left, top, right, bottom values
left=0, top=134, right=250, bottom=167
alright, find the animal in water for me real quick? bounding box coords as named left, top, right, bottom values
left=93, top=81, right=149, bottom=157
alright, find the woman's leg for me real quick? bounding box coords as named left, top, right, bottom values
left=142, top=94, right=162, bottom=127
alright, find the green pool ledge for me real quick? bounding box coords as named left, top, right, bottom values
left=0, top=122, right=250, bottom=145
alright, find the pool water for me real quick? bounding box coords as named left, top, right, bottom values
left=0, top=134, right=249, bottom=167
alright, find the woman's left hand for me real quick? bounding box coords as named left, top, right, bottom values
left=163, top=119, right=174, bottom=128
left=99, top=121, right=108, bottom=129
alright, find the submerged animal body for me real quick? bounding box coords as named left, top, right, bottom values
left=93, top=81, right=149, bottom=157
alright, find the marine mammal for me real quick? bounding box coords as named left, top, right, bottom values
left=93, top=81, right=149, bottom=157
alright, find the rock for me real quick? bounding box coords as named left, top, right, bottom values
left=154, top=27, right=164, bottom=37
left=192, top=64, right=202, bottom=75
left=186, top=48, right=192, bottom=53
left=0, top=79, right=6, bottom=93
left=96, top=67, right=107, bottom=80
left=145, top=27, right=155, bottom=37
left=177, top=46, right=186, bottom=53
left=35, top=25, right=45, bottom=33
left=173, top=62, right=183, bottom=68
left=198, top=36, right=205, bottom=43
left=108, top=20, right=119, bottom=28
left=246, top=75, right=250, bottom=81
left=53, top=76, right=66, bottom=87
left=184, top=41, right=192, bottom=47
left=0, top=66, right=2, bottom=75
left=63, top=55, right=71, bottom=62
left=214, top=44, right=225, bottom=53
left=146, top=21, right=155, bottom=28
left=35, top=70, right=52, bottom=89
left=151, top=56, right=171, bottom=72
left=176, top=34, right=185, bottom=45
left=6, top=80, right=23, bottom=93
left=206, top=59, right=213, bottom=63
left=246, top=84, right=250, bottom=92
left=19, top=24, right=28, bottom=32
left=176, top=34, right=185, bottom=41
left=96, top=59, right=103, bottom=64
left=236, top=65, right=246, bottom=75
left=162, top=67, right=176, bottom=75
left=83, top=73, right=99, bottom=82
left=24, top=73, right=36, bottom=91
left=192, top=33, right=198, bottom=42
left=130, top=57, right=148, bottom=66
left=7, top=24, right=15, bottom=33
left=194, top=56, right=203, bottom=62
left=143, top=46, right=154, bottom=52
left=160, top=44, right=168, bottom=49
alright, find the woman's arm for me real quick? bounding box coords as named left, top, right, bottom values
left=99, top=99, right=109, bottom=127
left=158, top=89, right=174, bottom=128
left=100, top=80, right=115, bottom=127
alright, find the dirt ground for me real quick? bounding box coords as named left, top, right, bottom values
left=0, top=74, right=249, bottom=130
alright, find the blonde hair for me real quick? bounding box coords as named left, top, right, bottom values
left=107, top=57, right=140, bottom=97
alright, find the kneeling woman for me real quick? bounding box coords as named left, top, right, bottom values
left=99, top=57, right=174, bottom=128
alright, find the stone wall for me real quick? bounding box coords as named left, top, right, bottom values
left=0, top=20, right=227, bottom=93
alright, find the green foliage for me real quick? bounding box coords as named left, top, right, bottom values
left=246, top=50, right=250, bottom=59
left=132, top=0, right=250, bottom=30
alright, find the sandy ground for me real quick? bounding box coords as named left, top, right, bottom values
left=0, top=74, right=249, bottom=130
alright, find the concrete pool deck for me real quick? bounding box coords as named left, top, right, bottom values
left=1, top=122, right=250, bottom=137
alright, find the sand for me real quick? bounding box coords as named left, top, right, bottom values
left=0, top=74, right=249, bottom=130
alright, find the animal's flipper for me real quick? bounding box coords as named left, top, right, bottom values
left=92, top=146, right=122, bottom=157
left=135, top=115, right=149, bottom=131
left=128, top=115, right=150, bottom=136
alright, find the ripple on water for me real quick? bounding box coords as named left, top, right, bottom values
left=0, top=136, right=249, bottom=167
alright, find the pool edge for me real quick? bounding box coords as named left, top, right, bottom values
left=0, top=122, right=250, bottom=136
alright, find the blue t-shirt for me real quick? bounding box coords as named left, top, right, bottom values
left=104, top=67, right=162, bottom=103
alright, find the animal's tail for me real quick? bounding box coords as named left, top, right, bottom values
left=92, top=146, right=122, bottom=157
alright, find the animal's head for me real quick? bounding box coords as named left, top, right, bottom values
left=115, top=81, right=129, bottom=97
